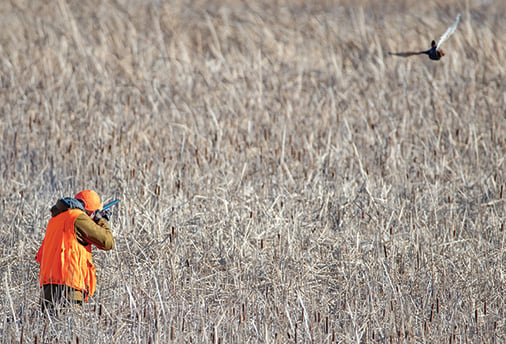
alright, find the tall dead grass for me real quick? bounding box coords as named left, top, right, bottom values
left=1, top=0, right=505, bottom=342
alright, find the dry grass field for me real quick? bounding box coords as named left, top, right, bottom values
left=1, top=0, right=505, bottom=342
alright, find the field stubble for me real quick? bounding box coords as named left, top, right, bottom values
left=0, top=0, right=505, bottom=342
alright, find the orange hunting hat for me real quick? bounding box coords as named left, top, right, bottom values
left=75, top=190, right=102, bottom=212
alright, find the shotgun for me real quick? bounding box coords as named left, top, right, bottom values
left=93, top=199, right=119, bottom=222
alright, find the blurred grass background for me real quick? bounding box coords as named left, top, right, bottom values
left=0, top=0, right=505, bottom=342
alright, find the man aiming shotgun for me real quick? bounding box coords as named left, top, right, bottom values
left=36, top=190, right=119, bottom=314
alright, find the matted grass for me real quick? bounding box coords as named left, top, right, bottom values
left=0, top=0, right=505, bottom=342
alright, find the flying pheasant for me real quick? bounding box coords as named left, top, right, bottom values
left=389, top=14, right=461, bottom=61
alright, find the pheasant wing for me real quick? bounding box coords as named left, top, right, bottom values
left=436, top=14, right=461, bottom=50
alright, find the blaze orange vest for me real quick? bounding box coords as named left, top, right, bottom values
left=36, top=209, right=96, bottom=299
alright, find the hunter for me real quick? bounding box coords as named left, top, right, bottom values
left=36, top=190, right=115, bottom=314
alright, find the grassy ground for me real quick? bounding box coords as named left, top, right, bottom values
left=1, top=0, right=505, bottom=342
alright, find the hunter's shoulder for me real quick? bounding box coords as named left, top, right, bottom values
left=51, top=197, right=86, bottom=217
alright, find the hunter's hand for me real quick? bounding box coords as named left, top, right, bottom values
left=101, top=209, right=111, bottom=221
left=92, top=210, right=109, bottom=222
